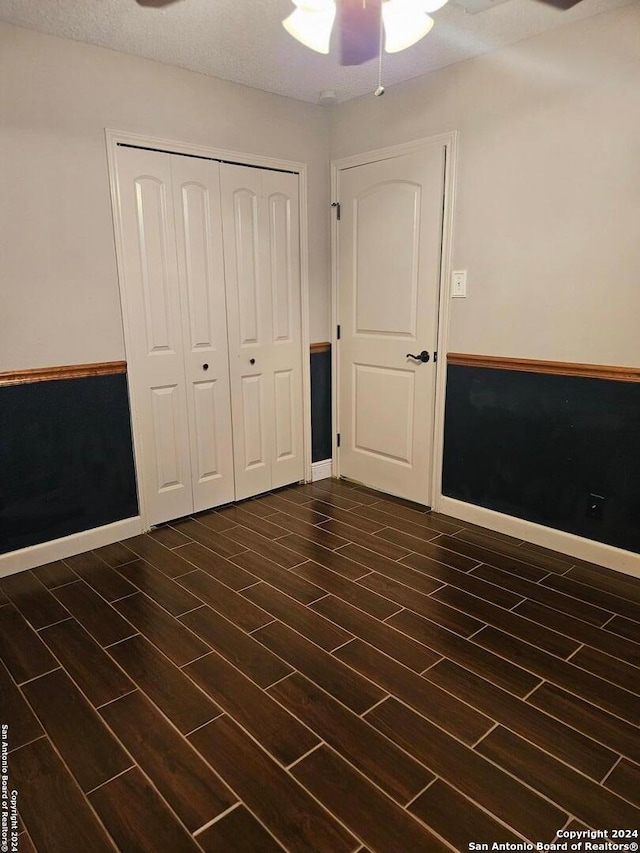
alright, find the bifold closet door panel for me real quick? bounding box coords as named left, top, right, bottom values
left=171, top=157, right=235, bottom=511
left=263, top=169, right=305, bottom=490
left=115, top=147, right=193, bottom=525
left=220, top=164, right=304, bottom=500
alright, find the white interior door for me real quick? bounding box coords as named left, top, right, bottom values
left=337, top=145, right=445, bottom=505
left=220, top=163, right=304, bottom=500
left=172, top=156, right=235, bottom=512
left=115, top=146, right=193, bottom=525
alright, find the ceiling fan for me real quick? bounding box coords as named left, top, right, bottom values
left=135, top=0, right=584, bottom=66
left=282, top=0, right=584, bottom=64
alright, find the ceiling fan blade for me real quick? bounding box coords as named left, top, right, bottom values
left=135, top=0, right=182, bottom=7
left=531, top=0, right=584, bottom=8
left=339, top=0, right=382, bottom=66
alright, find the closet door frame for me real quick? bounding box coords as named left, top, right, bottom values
left=105, top=128, right=312, bottom=529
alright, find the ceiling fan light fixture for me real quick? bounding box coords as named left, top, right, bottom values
left=382, top=0, right=435, bottom=53
left=283, top=4, right=337, bottom=54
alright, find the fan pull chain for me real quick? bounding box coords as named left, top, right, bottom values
left=375, top=5, right=385, bottom=96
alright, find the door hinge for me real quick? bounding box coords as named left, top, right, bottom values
left=331, top=202, right=341, bottom=221
left=337, top=324, right=341, bottom=340
left=337, top=433, right=341, bottom=448
left=434, top=351, right=438, bottom=363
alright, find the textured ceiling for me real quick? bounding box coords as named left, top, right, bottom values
left=0, top=0, right=633, bottom=102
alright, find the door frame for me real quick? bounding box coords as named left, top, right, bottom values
left=331, top=131, right=458, bottom=511
left=105, top=128, right=313, bottom=529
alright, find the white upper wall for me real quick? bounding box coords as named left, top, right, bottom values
left=331, top=3, right=640, bottom=367
left=0, top=22, right=331, bottom=370
left=3, top=6, right=639, bottom=372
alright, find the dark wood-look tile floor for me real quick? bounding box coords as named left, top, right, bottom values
left=2, top=478, right=640, bottom=852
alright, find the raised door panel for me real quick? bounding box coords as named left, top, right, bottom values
left=179, top=182, right=217, bottom=350
left=353, top=364, right=414, bottom=465
left=150, top=384, right=186, bottom=492
left=354, top=182, right=421, bottom=338
left=338, top=147, right=445, bottom=504
left=269, top=192, right=294, bottom=344
left=172, top=157, right=235, bottom=511
left=234, top=189, right=262, bottom=347
left=274, top=369, right=295, bottom=462
left=135, top=177, right=178, bottom=354
left=115, top=146, right=192, bottom=525
left=241, top=374, right=267, bottom=470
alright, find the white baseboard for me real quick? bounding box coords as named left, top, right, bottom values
left=311, top=459, right=333, bottom=482
left=0, top=516, right=145, bottom=578
left=438, top=496, right=640, bottom=579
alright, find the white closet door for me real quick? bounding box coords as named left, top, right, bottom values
left=220, top=164, right=304, bottom=500
left=115, top=146, right=193, bottom=525
left=172, top=156, right=235, bottom=511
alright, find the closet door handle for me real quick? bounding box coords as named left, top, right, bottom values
left=249, top=358, right=256, bottom=366
left=202, top=363, right=209, bottom=371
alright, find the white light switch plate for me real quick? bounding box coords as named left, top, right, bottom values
left=452, top=270, right=467, bottom=298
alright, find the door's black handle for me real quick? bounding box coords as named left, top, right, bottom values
left=406, top=351, right=430, bottom=363
left=202, top=363, right=209, bottom=371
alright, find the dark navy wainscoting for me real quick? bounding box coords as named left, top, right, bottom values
left=310, top=348, right=332, bottom=463
left=443, top=364, right=640, bottom=553
left=0, top=373, right=138, bottom=555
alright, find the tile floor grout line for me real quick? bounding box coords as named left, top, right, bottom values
left=419, top=654, right=445, bottom=674
left=84, top=765, right=136, bottom=797
left=262, top=670, right=297, bottom=691
left=179, top=648, right=213, bottom=668
left=465, top=622, right=490, bottom=640
left=35, top=616, right=74, bottom=632
left=565, top=643, right=585, bottom=662
left=248, top=618, right=278, bottom=635
left=7, top=734, right=47, bottom=756
left=109, top=591, right=139, bottom=604
left=520, top=680, right=546, bottom=701
left=183, top=711, right=225, bottom=739
left=175, top=603, right=207, bottom=618
left=403, top=775, right=439, bottom=809
left=103, top=632, right=141, bottom=649
left=285, top=741, right=326, bottom=771
left=16, top=665, right=63, bottom=687
left=192, top=801, right=242, bottom=836
left=94, top=688, right=139, bottom=711
left=357, top=693, right=391, bottom=719
left=304, top=592, right=331, bottom=607
left=470, top=721, right=500, bottom=749
left=599, top=754, right=623, bottom=786
left=329, top=636, right=357, bottom=654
